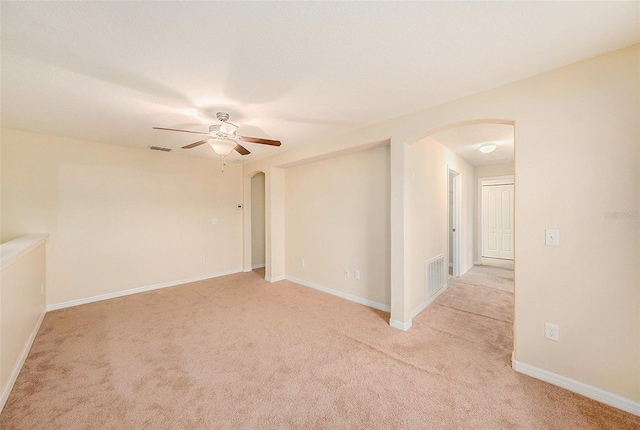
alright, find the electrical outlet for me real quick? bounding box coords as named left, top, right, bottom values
left=545, top=323, right=560, bottom=341
left=344, top=268, right=350, bottom=278
left=300, top=259, right=305, bottom=267
left=199, top=256, right=205, bottom=263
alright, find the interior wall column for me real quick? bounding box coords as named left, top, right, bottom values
left=389, top=138, right=411, bottom=330
left=265, top=167, right=285, bottom=282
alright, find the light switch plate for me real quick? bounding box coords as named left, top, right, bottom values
left=546, top=229, right=560, bottom=246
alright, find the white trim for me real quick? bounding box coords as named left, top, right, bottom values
left=285, top=275, right=390, bottom=313
left=513, top=359, right=640, bottom=416
left=243, top=267, right=253, bottom=272
left=265, top=275, right=285, bottom=282
left=411, top=283, right=449, bottom=318
left=0, top=234, right=48, bottom=271
left=46, top=269, right=242, bottom=311
left=448, top=168, right=461, bottom=277
left=389, top=318, right=412, bottom=331
left=481, top=178, right=514, bottom=186
left=251, top=263, right=265, bottom=269
left=0, top=309, right=46, bottom=413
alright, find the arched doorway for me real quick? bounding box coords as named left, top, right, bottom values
left=250, top=172, right=266, bottom=272
left=243, top=171, right=266, bottom=278
left=401, top=119, right=515, bottom=352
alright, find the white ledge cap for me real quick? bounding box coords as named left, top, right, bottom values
left=0, top=234, right=48, bottom=271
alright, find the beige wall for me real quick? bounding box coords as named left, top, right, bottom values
left=244, top=45, right=639, bottom=402
left=406, top=136, right=475, bottom=315
left=250, top=173, right=266, bottom=267
left=474, top=162, right=515, bottom=263
left=0, top=236, right=47, bottom=408
left=0, top=129, right=243, bottom=306
left=285, top=146, right=391, bottom=306
left=509, top=48, right=638, bottom=401
left=475, top=163, right=515, bottom=180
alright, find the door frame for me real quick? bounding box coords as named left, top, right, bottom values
left=448, top=168, right=461, bottom=277
left=477, top=174, right=514, bottom=263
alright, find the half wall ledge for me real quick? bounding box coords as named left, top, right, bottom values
left=0, top=234, right=49, bottom=271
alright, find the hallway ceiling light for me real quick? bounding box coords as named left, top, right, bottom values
left=479, top=144, right=497, bottom=154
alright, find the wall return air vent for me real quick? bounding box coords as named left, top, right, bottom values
left=149, top=145, right=172, bottom=152
left=425, top=254, right=446, bottom=299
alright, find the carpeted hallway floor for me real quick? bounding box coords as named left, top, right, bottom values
left=1, top=266, right=638, bottom=429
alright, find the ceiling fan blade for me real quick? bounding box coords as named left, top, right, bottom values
left=181, top=139, right=208, bottom=149
left=239, top=135, right=282, bottom=146
left=234, top=144, right=250, bottom=155
left=153, top=127, right=208, bottom=135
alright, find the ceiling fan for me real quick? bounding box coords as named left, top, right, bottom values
left=153, top=112, right=281, bottom=170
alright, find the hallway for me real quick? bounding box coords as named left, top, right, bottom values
left=454, top=262, right=514, bottom=293
left=419, top=263, right=514, bottom=354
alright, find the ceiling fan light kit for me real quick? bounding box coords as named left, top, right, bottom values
left=208, top=140, right=237, bottom=171
left=208, top=139, right=236, bottom=157
left=153, top=111, right=281, bottom=171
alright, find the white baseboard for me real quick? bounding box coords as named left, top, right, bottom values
left=285, top=275, right=390, bottom=313
left=512, top=359, right=640, bottom=416
left=265, top=275, right=285, bottom=282
left=46, top=269, right=242, bottom=312
left=389, top=318, right=412, bottom=331
left=411, top=283, right=449, bottom=319
left=251, top=263, right=265, bottom=269
left=1, top=308, right=46, bottom=413
left=243, top=267, right=252, bottom=272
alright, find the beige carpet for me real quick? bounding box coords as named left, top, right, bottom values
left=1, top=269, right=638, bottom=429
left=454, top=264, right=515, bottom=293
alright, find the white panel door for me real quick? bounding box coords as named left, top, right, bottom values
left=482, top=184, right=514, bottom=260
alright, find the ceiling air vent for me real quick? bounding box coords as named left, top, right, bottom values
left=149, top=145, right=172, bottom=152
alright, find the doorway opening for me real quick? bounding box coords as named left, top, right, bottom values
left=423, top=119, right=515, bottom=353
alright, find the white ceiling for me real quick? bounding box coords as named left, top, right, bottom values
left=431, top=123, right=514, bottom=167
left=1, top=2, right=638, bottom=162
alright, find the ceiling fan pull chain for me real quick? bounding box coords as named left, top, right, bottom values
left=221, top=156, right=226, bottom=172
